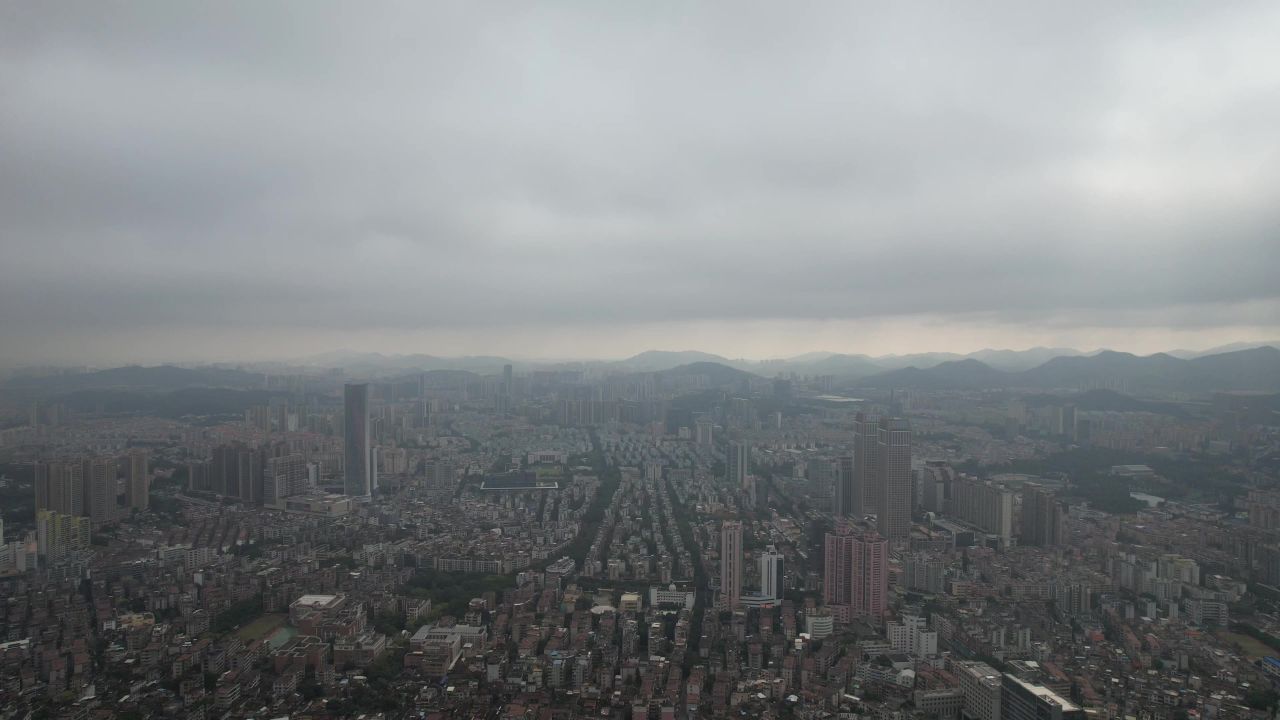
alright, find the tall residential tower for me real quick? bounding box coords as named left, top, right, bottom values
left=721, top=520, right=743, bottom=610
left=853, top=413, right=879, bottom=514
left=726, top=441, right=748, bottom=488
left=344, top=383, right=374, bottom=497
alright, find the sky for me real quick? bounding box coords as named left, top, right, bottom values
left=2, top=2, right=1279, bottom=365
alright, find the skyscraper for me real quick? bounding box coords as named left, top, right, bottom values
left=695, top=419, right=714, bottom=447
left=920, top=461, right=955, bottom=514
left=835, top=454, right=857, bottom=517
left=1021, top=484, right=1066, bottom=546
left=35, top=460, right=83, bottom=517
left=236, top=447, right=263, bottom=503
left=760, top=545, right=784, bottom=601
left=951, top=474, right=1014, bottom=542
left=851, top=530, right=889, bottom=618
left=125, top=450, right=149, bottom=511
left=720, top=520, right=743, bottom=609
left=83, top=457, right=116, bottom=526
left=37, top=509, right=91, bottom=562
left=726, top=441, right=748, bottom=488
left=876, top=417, right=912, bottom=541
left=264, top=453, right=307, bottom=506
left=824, top=526, right=856, bottom=612
left=344, top=383, right=373, bottom=497
left=1057, top=404, right=1077, bottom=440
left=853, top=413, right=879, bottom=513
left=823, top=524, right=888, bottom=621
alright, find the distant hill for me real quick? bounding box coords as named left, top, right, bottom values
left=5, top=365, right=265, bottom=392
left=58, top=387, right=289, bottom=418
left=1167, top=340, right=1280, bottom=359
left=1025, top=389, right=1188, bottom=417
left=619, top=350, right=735, bottom=372
left=967, top=347, right=1086, bottom=372
left=856, top=359, right=1010, bottom=390
left=1186, top=346, right=1280, bottom=391
left=852, top=346, right=1280, bottom=394
left=773, top=347, right=1091, bottom=377
left=872, top=352, right=966, bottom=370
left=296, top=351, right=513, bottom=373
left=783, top=351, right=838, bottom=363
left=791, top=353, right=887, bottom=378
left=658, top=361, right=759, bottom=387
left=1019, top=350, right=1190, bottom=390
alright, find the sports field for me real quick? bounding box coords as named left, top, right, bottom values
left=1219, top=631, right=1273, bottom=660
left=236, top=613, right=287, bottom=642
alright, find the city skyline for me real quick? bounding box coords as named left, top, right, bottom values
left=5, top=335, right=1280, bottom=372
left=3, top=3, right=1278, bottom=716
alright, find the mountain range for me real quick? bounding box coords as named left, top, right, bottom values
left=5, top=344, right=1278, bottom=397
left=850, top=346, right=1280, bottom=393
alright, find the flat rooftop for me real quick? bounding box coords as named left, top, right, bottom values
left=293, top=594, right=340, bottom=608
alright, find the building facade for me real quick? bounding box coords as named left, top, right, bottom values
left=344, top=383, right=374, bottom=497
left=877, top=418, right=912, bottom=540
left=721, top=520, right=743, bottom=609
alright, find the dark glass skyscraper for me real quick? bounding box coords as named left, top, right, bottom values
left=853, top=413, right=879, bottom=514
left=876, top=417, right=912, bottom=541
left=344, top=383, right=372, bottom=497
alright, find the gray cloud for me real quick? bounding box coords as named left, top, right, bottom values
left=2, top=1, right=1279, bottom=362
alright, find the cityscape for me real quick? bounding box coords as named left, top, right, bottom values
left=3, top=3, right=1280, bottom=720
left=2, top=345, right=1280, bottom=720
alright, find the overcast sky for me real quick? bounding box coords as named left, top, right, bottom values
left=2, top=2, right=1279, bottom=365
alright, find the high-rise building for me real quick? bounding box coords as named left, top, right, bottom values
left=853, top=413, right=880, bottom=513
left=187, top=459, right=210, bottom=493
left=34, top=462, right=50, bottom=512
left=344, top=383, right=373, bottom=497
left=237, top=447, right=263, bottom=503
left=720, top=520, right=743, bottom=609
left=1021, top=484, right=1066, bottom=546
left=824, top=527, right=856, bottom=611
left=851, top=530, right=888, bottom=618
left=760, top=545, right=784, bottom=600
left=876, top=418, right=912, bottom=540
left=36, top=509, right=91, bottom=562
left=264, top=453, right=308, bottom=506
left=83, top=457, right=116, bottom=526
left=823, top=523, right=888, bottom=621
left=1057, top=404, right=1077, bottom=440
left=902, top=552, right=947, bottom=594
left=125, top=450, right=149, bottom=511
left=726, top=441, right=748, bottom=488
left=920, top=461, right=954, bottom=514
left=807, top=457, right=835, bottom=504
left=35, top=460, right=84, bottom=517
left=834, top=454, right=858, bottom=518
left=210, top=445, right=238, bottom=496
left=423, top=460, right=456, bottom=490
left=1000, top=674, right=1084, bottom=720
left=695, top=419, right=714, bottom=447
left=951, top=475, right=1014, bottom=542
left=954, top=662, right=1003, bottom=720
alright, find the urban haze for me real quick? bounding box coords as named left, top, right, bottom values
left=2, top=4, right=1280, bottom=720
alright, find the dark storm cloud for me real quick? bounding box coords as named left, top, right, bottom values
left=2, top=1, right=1279, bottom=359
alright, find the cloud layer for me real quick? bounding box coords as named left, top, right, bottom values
left=2, top=2, right=1279, bottom=363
